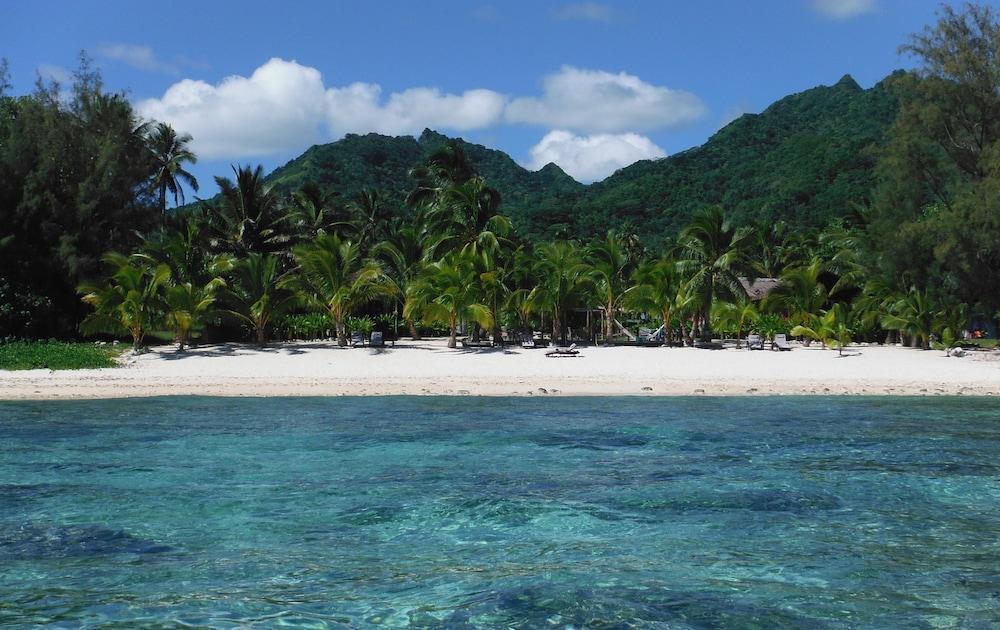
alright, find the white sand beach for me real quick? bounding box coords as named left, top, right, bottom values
left=2, top=339, right=1000, bottom=399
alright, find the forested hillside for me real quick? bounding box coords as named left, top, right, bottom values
left=261, top=73, right=898, bottom=245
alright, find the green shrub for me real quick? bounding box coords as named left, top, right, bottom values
left=0, top=341, right=122, bottom=370
left=275, top=312, right=334, bottom=340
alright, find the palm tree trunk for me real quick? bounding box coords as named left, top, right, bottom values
left=408, top=319, right=421, bottom=340
left=448, top=316, right=457, bottom=349
left=336, top=319, right=347, bottom=346
left=552, top=309, right=561, bottom=345
left=604, top=304, right=615, bottom=345
left=256, top=326, right=266, bottom=347
left=159, top=184, right=167, bottom=215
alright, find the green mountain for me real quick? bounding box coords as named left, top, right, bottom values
left=260, top=72, right=900, bottom=245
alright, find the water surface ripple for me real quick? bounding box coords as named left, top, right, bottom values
left=1, top=396, right=998, bottom=627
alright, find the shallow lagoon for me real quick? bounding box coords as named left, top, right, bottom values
left=1, top=396, right=998, bottom=627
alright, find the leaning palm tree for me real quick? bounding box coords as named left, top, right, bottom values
left=585, top=231, right=637, bottom=344
left=711, top=298, right=759, bottom=349
left=404, top=255, right=493, bottom=349
left=223, top=253, right=294, bottom=346
left=79, top=252, right=170, bottom=351
left=288, top=234, right=392, bottom=346
left=678, top=206, right=754, bottom=341
left=624, top=254, right=683, bottom=346
left=147, top=122, right=199, bottom=214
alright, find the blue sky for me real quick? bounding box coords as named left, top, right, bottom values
left=3, top=0, right=947, bottom=197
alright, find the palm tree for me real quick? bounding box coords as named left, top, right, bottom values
left=207, top=165, right=289, bottom=257
left=79, top=252, right=170, bottom=350
left=224, top=253, right=294, bottom=346
left=404, top=255, right=493, bottom=349
left=791, top=303, right=854, bottom=355
left=586, top=231, right=637, bottom=344
left=147, top=122, right=199, bottom=214
left=426, top=176, right=511, bottom=258
left=286, top=182, right=347, bottom=241
left=678, top=206, right=754, bottom=341
left=288, top=234, right=392, bottom=346
left=882, top=287, right=938, bottom=350
left=765, top=258, right=830, bottom=332
left=374, top=225, right=429, bottom=340
left=527, top=241, right=588, bottom=344
left=624, top=254, right=685, bottom=346
left=163, top=278, right=226, bottom=351
left=347, top=189, right=394, bottom=251
left=711, top=299, right=759, bottom=349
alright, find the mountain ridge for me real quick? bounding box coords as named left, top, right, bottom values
left=246, top=71, right=902, bottom=244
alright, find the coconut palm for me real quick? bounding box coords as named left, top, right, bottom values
left=623, top=254, right=684, bottom=346
left=224, top=253, right=294, bottom=346
left=427, top=176, right=511, bottom=258
left=528, top=241, right=588, bottom=344
left=288, top=234, right=392, bottom=346
left=147, top=122, right=198, bottom=214
left=163, top=277, right=226, bottom=351
left=585, top=231, right=638, bottom=344
left=79, top=252, right=170, bottom=350
left=404, top=255, right=493, bottom=349
left=882, top=287, right=939, bottom=350
left=374, top=225, right=429, bottom=340
left=711, top=299, right=760, bottom=349
left=678, top=206, right=754, bottom=341
left=286, top=182, right=347, bottom=241
left=765, top=258, right=830, bottom=331
left=347, top=189, right=394, bottom=251
left=207, top=165, right=289, bottom=257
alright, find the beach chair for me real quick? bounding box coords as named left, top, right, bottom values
left=370, top=331, right=384, bottom=347
left=521, top=333, right=536, bottom=349
left=771, top=333, right=792, bottom=351
left=546, top=343, right=579, bottom=357
left=747, top=333, right=764, bottom=350
left=350, top=331, right=365, bottom=347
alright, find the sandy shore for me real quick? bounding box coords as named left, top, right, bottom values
left=3, top=338, right=1000, bottom=400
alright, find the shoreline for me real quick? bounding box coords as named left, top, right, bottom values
left=3, top=338, right=1000, bottom=400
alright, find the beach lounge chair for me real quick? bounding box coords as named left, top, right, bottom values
left=521, top=333, right=536, bottom=349
left=350, top=331, right=365, bottom=347
left=747, top=333, right=764, bottom=350
left=771, top=333, right=792, bottom=351
left=546, top=343, right=580, bottom=357
left=370, top=331, right=384, bottom=347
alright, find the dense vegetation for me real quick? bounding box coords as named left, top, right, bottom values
left=1, top=4, right=997, bottom=353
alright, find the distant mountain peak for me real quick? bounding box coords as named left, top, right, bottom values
left=835, top=74, right=861, bottom=90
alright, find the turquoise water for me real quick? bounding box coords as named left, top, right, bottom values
left=1, top=397, right=998, bottom=627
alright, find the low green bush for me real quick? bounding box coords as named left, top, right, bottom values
left=0, top=341, right=122, bottom=370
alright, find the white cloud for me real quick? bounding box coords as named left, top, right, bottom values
left=138, top=58, right=330, bottom=159
left=526, top=130, right=666, bottom=183
left=552, top=2, right=613, bottom=22
left=506, top=66, right=706, bottom=133
left=99, top=44, right=179, bottom=74
left=811, top=0, right=877, bottom=19
left=138, top=58, right=506, bottom=159
left=325, top=84, right=506, bottom=137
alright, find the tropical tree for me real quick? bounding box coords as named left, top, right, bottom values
left=790, top=305, right=854, bottom=354
left=529, top=241, right=588, bottom=344
left=206, top=165, right=289, bottom=257
left=374, top=225, right=429, bottom=339
left=678, top=206, right=754, bottom=341
left=624, top=255, right=684, bottom=346
left=711, top=299, right=759, bottom=349
left=147, top=122, right=199, bottom=214
left=79, top=252, right=170, bottom=350
left=586, top=231, right=638, bottom=344
left=765, top=258, right=830, bottom=331
left=163, top=277, right=226, bottom=351
left=427, top=176, right=511, bottom=258
left=882, top=287, right=939, bottom=350
left=404, top=255, right=493, bottom=349
left=288, top=234, right=392, bottom=346
left=224, top=253, right=294, bottom=346
left=286, top=182, right=347, bottom=241
left=347, top=189, right=394, bottom=251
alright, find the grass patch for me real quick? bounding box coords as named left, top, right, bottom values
left=0, top=341, right=124, bottom=370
